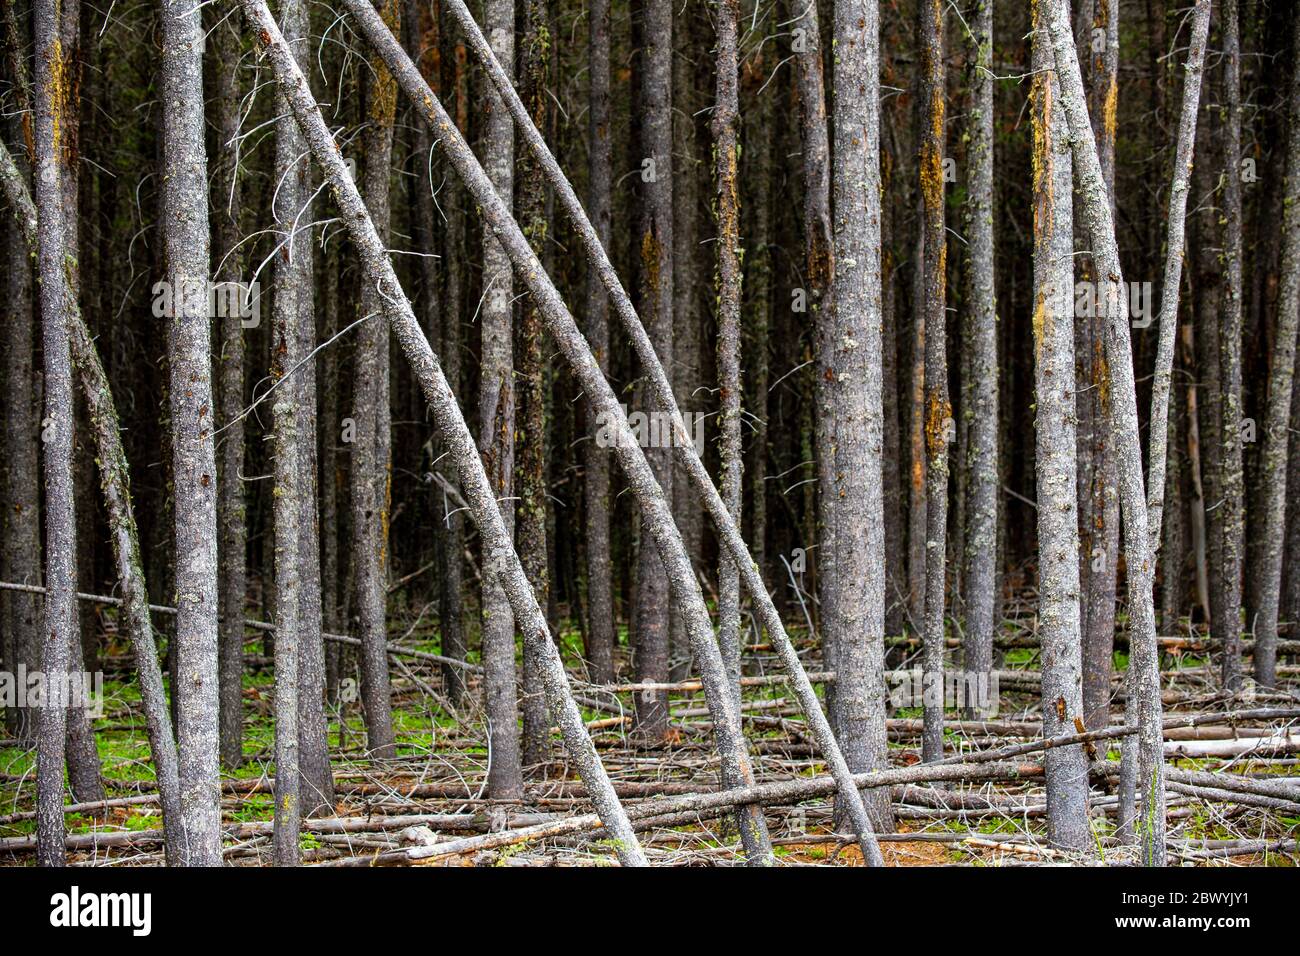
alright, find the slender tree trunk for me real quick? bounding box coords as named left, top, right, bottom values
left=517, top=0, right=551, bottom=768
left=1030, top=11, right=1092, bottom=852
left=33, top=0, right=75, bottom=864
left=919, top=0, right=949, bottom=764
left=715, top=0, right=744, bottom=709
left=1252, top=7, right=1300, bottom=689
left=1216, top=0, right=1245, bottom=692
left=963, top=0, right=997, bottom=713
left=1, top=8, right=39, bottom=743
left=479, top=0, right=522, bottom=794
left=583, top=0, right=616, bottom=684
left=161, top=0, right=221, bottom=866
left=827, top=0, right=893, bottom=839
left=237, top=0, right=649, bottom=863
left=1144, top=0, right=1210, bottom=554
left=212, top=12, right=247, bottom=771
left=353, top=0, right=400, bottom=760
left=631, top=0, right=674, bottom=743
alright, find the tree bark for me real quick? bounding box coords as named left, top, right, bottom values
left=1030, top=11, right=1092, bottom=852
left=160, top=0, right=221, bottom=866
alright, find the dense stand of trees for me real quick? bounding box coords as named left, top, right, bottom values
left=1, top=0, right=1299, bottom=867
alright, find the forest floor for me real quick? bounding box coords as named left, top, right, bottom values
left=1, top=594, right=1297, bottom=866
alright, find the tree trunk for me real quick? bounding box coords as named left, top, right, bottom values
left=919, top=0, right=949, bottom=764
left=1030, top=11, right=1092, bottom=852
left=962, top=0, right=997, bottom=713
left=583, top=0, right=616, bottom=684
left=160, top=0, right=221, bottom=866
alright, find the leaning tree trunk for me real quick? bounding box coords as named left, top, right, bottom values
left=160, top=0, right=221, bottom=866
left=1030, top=11, right=1093, bottom=853
left=237, top=0, right=648, bottom=864
left=1252, top=6, right=1300, bottom=689
left=1044, top=0, right=1167, bottom=866
left=918, top=0, right=949, bottom=764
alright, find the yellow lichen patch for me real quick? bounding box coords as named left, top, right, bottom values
left=925, top=391, right=952, bottom=457
left=1103, top=74, right=1118, bottom=145
left=640, top=230, right=662, bottom=299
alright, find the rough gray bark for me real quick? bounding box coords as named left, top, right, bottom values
left=1144, top=0, right=1211, bottom=556
left=517, top=0, right=551, bottom=768
left=1218, top=0, right=1245, bottom=692
left=1044, top=0, right=1166, bottom=865
left=436, top=0, right=882, bottom=862
left=236, top=0, right=648, bottom=864
left=583, top=0, right=616, bottom=684
left=824, top=0, right=894, bottom=841
left=1030, top=13, right=1092, bottom=852
left=477, top=0, right=522, bottom=795
left=962, top=0, right=997, bottom=711
left=1252, top=7, right=1300, bottom=689
left=919, top=0, right=949, bottom=764
left=631, top=0, right=674, bottom=742
left=211, top=13, right=248, bottom=771
left=714, top=0, right=744, bottom=709
left=794, top=0, right=838, bottom=697
left=160, top=0, right=221, bottom=866
left=353, top=0, right=399, bottom=760
left=33, top=0, right=74, bottom=864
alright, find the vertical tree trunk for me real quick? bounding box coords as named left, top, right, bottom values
left=919, top=0, right=949, bottom=764
left=212, top=11, right=247, bottom=771
left=160, top=0, right=221, bottom=866
left=1078, top=0, right=1121, bottom=737
left=715, top=0, right=744, bottom=708
left=1217, top=0, right=1246, bottom=691
left=583, top=0, right=616, bottom=684
left=828, top=0, right=893, bottom=836
left=962, top=0, right=997, bottom=711
left=1030, top=10, right=1092, bottom=852
left=631, top=0, right=674, bottom=743
left=353, top=0, right=400, bottom=760
left=479, top=0, right=522, bottom=793
left=33, top=0, right=74, bottom=865
left=1, top=8, right=39, bottom=743
left=517, top=0, right=552, bottom=768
